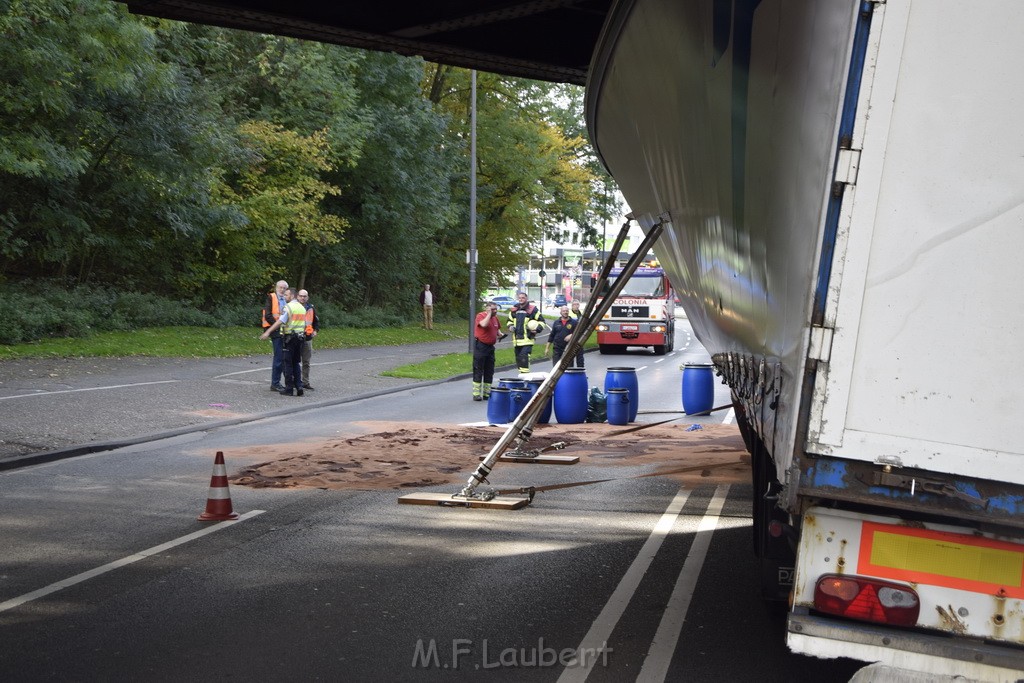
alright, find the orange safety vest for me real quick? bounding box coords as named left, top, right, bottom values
left=261, top=292, right=281, bottom=329
left=304, top=306, right=315, bottom=337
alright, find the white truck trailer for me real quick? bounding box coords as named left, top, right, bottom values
left=586, top=0, right=1024, bottom=678
left=113, top=0, right=1024, bottom=676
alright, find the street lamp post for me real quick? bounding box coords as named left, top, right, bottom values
left=467, top=70, right=477, bottom=353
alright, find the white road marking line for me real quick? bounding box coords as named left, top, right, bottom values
left=557, top=488, right=692, bottom=683
left=0, top=510, right=265, bottom=613
left=723, top=408, right=735, bottom=425
left=654, top=358, right=666, bottom=363
left=637, top=486, right=729, bottom=682
left=635, top=365, right=648, bottom=372
left=213, top=357, right=393, bottom=379
left=0, top=380, right=178, bottom=401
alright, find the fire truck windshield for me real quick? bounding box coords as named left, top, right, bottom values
left=601, top=275, right=665, bottom=298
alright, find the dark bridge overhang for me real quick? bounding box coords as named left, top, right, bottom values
left=117, top=0, right=613, bottom=85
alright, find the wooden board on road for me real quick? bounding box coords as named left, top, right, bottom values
left=478, top=454, right=579, bottom=465
left=398, top=491, right=531, bottom=509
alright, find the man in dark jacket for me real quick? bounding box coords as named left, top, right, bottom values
left=545, top=306, right=583, bottom=368
left=418, top=284, right=434, bottom=329
left=565, top=301, right=586, bottom=368
left=296, top=289, right=320, bottom=390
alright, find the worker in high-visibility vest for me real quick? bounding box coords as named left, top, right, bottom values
left=260, top=288, right=307, bottom=396
left=261, top=280, right=288, bottom=391
left=296, top=289, right=320, bottom=391
left=506, top=292, right=546, bottom=374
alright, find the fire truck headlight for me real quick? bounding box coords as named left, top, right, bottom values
left=652, top=325, right=666, bottom=333
left=597, top=324, right=609, bottom=332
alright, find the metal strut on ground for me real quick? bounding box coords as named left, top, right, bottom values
left=457, top=216, right=668, bottom=501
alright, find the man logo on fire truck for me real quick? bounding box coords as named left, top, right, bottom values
left=595, top=266, right=675, bottom=355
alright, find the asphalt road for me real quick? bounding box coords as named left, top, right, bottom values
left=0, top=336, right=482, bottom=465
left=0, top=318, right=865, bottom=681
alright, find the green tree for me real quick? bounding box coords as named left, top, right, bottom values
left=427, top=68, right=606, bottom=306
left=187, top=121, right=346, bottom=297
left=1, top=3, right=612, bottom=326
left=316, top=51, right=455, bottom=311
left=0, top=0, right=235, bottom=289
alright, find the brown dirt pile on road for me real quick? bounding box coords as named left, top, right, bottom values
left=223, top=421, right=749, bottom=491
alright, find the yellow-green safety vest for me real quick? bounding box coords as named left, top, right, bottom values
left=284, top=300, right=307, bottom=335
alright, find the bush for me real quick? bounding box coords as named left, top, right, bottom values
left=1, top=283, right=416, bottom=344
left=331, top=306, right=406, bottom=329
left=106, top=292, right=216, bottom=330
left=4, top=284, right=221, bottom=344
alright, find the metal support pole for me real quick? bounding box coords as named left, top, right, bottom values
left=467, top=70, right=478, bottom=353
left=459, top=217, right=667, bottom=498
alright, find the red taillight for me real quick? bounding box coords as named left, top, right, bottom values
left=814, top=575, right=920, bottom=626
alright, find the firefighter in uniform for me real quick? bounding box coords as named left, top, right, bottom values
left=472, top=302, right=500, bottom=400
left=506, top=292, right=546, bottom=374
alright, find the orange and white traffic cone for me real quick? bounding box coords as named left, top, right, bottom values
left=198, top=451, right=239, bottom=521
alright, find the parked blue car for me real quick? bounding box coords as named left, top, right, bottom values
left=489, top=296, right=517, bottom=310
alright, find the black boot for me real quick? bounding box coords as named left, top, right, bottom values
left=279, top=387, right=294, bottom=396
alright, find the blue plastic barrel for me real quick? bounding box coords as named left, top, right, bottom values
left=526, top=379, right=552, bottom=424
left=607, top=388, right=630, bottom=426
left=682, top=363, right=715, bottom=415
left=498, top=377, right=527, bottom=390
left=487, top=387, right=511, bottom=424
left=604, top=367, right=639, bottom=422
left=553, top=368, right=588, bottom=424
left=508, top=387, right=532, bottom=422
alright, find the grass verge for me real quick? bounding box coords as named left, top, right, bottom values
left=382, top=340, right=597, bottom=381
left=0, top=322, right=468, bottom=360
left=0, top=320, right=597, bottom=382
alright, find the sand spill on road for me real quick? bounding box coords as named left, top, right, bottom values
left=220, top=421, right=750, bottom=491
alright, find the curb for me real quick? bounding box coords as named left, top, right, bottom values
left=0, top=376, right=457, bottom=472
left=0, top=349, right=596, bottom=472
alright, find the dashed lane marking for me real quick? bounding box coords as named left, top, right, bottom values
left=213, top=357, right=399, bottom=379
left=0, top=380, right=178, bottom=401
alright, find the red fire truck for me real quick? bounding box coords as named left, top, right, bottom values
left=595, top=266, right=675, bottom=354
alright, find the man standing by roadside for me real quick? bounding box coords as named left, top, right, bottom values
left=565, top=300, right=586, bottom=368
left=262, top=280, right=288, bottom=391
left=507, top=292, right=546, bottom=374
left=545, top=305, right=583, bottom=368
left=296, top=289, right=319, bottom=391
left=260, top=288, right=306, bottom=396
left=419, top=284, right=434, bottom=329
left=472, top=302, right=500, bottom=401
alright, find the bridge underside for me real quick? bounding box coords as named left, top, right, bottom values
left=119, top=0, right=614, bottom=85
